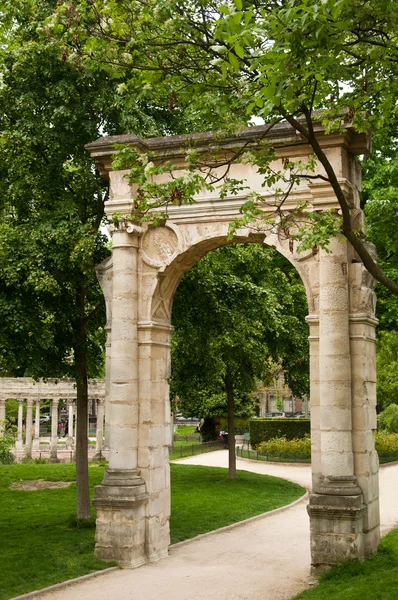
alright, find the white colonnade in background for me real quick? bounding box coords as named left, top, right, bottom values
left=0, top=378, right=106, bottom=461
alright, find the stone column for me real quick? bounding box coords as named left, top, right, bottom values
left=66, top=400, right=74, bottom=449
left=137, top=321, right=173, bottom=563
left=94, top=398, right=105, bottom=459
left=49, top=398, right=60, bottom=463
left=307, top=240, right=365, bottom=574
left=306, top=315, right=320, bottom=485
left=93, top=225, right=148, bottom=568
left=0, top=399, right=6, bottom=437
left=32, top=399, right=41, bottom=451
left=349, top=259, right=380, bottom=556
left=15, top=399, right=24, bottom=450
left=25, top=398, right=34, bottom=458
left=104, top=324, right=112, bottom=449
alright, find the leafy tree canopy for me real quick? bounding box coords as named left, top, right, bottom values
left=376, top=332, right=398, bottom=409
left=49, top=0, right=398, bottom=296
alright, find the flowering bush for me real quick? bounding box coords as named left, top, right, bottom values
left=254, top=432, right=398, bottom=461
left=374, top=431, right=398, bottom=456
left=257, top=435, right=311, bottom=458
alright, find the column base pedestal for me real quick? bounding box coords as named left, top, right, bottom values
left=92, top=450, right=105, bottom=462
left=49, top=443, right=60, bottom=463
left=93, top=468, right=149, bottom=568
left=308, top=476, right=365, bottom=575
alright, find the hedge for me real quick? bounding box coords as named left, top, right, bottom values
left=249, top=418, right=310, bottom=447
left=219, top=417, right=251, bottom=433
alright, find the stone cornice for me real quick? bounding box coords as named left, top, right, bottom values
left=86, top=118, right=370, bottom=179
left=0, top=378, right=105, bottom=401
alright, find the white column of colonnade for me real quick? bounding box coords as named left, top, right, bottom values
left=25, top=398, right=34, bottom=458
left=66, top=399, right=74, bottom=449
left=15, top=399, right=24, bottom=450
left=49, top=398, right=60, bottom=463
left=93, top=225, right=148, bottom=567
left=94, top=398, right=105, bottom=458
left=32, top=399, right=41, bottom=450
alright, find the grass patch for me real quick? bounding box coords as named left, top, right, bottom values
left=0, top=462, right=305, bottom=599
left=174, top=425, right=197, bottom=435
left=170, top=464, right=305, bottom=543
left=0, top=463, right=113, bottom=600
left=293, top=529, right=398, bottom=600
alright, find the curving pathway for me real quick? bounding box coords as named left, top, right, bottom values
left=28, top=452, right=398, bottom=600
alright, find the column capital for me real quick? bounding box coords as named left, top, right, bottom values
left=110, top=222, right=143, bottom=249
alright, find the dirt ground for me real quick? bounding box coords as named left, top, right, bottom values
left=9, top=479, right=73, bottom=491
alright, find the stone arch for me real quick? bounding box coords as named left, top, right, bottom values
left=88, top=122, right=379, bottom=575
left=149, top=226, right=317, bottom=325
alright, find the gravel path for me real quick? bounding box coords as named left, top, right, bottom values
left=28, top=452, right=398, bottom=600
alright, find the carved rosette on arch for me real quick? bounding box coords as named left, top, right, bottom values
left=141, top=224, right=181, bottom=268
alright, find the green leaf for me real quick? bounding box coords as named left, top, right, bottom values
left=228, top=51, right=240, bottom=70
left=234, top=42, right=244, bottom=59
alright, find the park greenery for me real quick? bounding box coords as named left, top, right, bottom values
left=49, top=0, right=398, bottom=296
left=170, top=243, right=309, bottom=477
left=245, top=431, right=398, bottom=464
left=378, top=405, right=398, bottom=434
left=0, top=461, right=304, bottom=600
left=0, top=0, right=398, bottom=525
left=0, top=0, right=125, bottom=518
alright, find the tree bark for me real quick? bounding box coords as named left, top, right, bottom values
left=74, top=280, right=91, bottom=520
left=225, top=367, right=236, bottom=480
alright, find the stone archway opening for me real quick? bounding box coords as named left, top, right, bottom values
left=168, top=239, right=311, bottom=480
left=89, top=122, right=379, bottom=575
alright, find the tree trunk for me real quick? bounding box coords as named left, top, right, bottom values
left=74, top=281, right=91, bottom=520
left=225, top=368, right=236, bottom=480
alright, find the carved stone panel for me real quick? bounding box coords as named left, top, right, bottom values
left=142, top=226, right=179, bottom=268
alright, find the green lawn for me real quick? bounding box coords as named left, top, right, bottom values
left=0, top=462, right=304, bottom=599
left=0, top=463, right=110, bottom=600
left=294, top=529, right=398, bottom=600
left=170, top=464, right=305, bottom=542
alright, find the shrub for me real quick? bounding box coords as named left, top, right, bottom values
left=257, top=435, right=311, bottom=459
left=21, top=456, right=49, bottom=464
left=250, top=418, right=310, bottom=447
left=219, top=417, right=250, bottom=433
left=0, top=432, right=15, bottom=465
left=253, top=432, right=398, bottom=462
left=375, top=431, right=398, bottom=456
left=378, top=404, right=398, bottom=433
